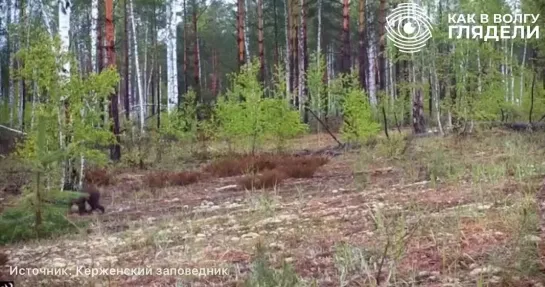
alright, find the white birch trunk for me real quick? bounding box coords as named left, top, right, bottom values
left=38, top=0, right=53, bottom=36
left=367, top=36, right=377, bottom=107
left=166, top=0, right=180, bottom=111
left=509, top=39, right=515, bottom=103
left=283, top=0, right=290, bottom=97
left=520, top=39, right=527, bottom=106
left=432, top=47, right=443, bottom=135
left=298, top=0, right=305, bottom=114
left=91, top=0, right=98, bottom=72
left=58, top=0, right=71, bottom=191
left=129, top=0, right=144, bottom=132
left=317, top=0, right=322, bottom=57
left=244, top=0, right=250, bottom=61
left=503, top=40, right=508, bottom=102
left=477, top=48, right=482, bottom=93
left=8, top=0, right=15, bottom=126
left=389, top=57, right=395, bottom=100
left=327, top=45, right=332, bottom=114
left=0, top=0, right=5, bottom=100
left=143, top=27, right=148, bottom=112
left=198, top=37, right=203, bottom=89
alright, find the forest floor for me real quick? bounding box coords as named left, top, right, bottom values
left=2, top=130, right=545, bottom=286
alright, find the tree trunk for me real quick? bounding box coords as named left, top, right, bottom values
left=97, top=0, right=105, bottom=125
left=273, top=0, right=279, bottom=69
left=58, top=0, right=72, bottom=191
left=367, top=37, right=377, bottom=106
left=166, top=0, right=179, bottom=111
left=18, top=0, right=26, bottom=132
left=7, top=0, right=15, bottom=126
left=520, top=39, right=527, bottom=105
left=341, top=0, right=350, bottom=74
left=211, top=49, right=218, bottom=97
left=258, top=0, right=265, bottom=83
left=237, top=0, right=246, bottom=68
left=358, top=0, right=367, bottom=91
left=129, top=0, right=144, bottom=132
left=91, top=0, right=98, bottom=70
left=244, top=0, right=250, bottom=61
left=316, top=0, right=322, bottom=56
left=183, top=0, right=189, bottom=94
left=412, top=62, right=426, bottom=134
left=298, top=0, right=305, bottom=117
left=124, top=0, right=130, bottom=120
left=284, top=0, right=290, bottom=97
left=157, top=65, right=161, bottom=129
left=377, top=0, right=386, bottom=91
left=193, top=2, right=200, bottom=99
left=292, top=6, right=299, bottom=106
left=105, top=0, right=121, bottom=161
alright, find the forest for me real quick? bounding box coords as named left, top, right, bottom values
left=1, top=0, right=545, bottom=285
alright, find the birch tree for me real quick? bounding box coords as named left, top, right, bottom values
left=166, top=0, right=180, bottom=111
left=129, top=0, right=144, bottom=132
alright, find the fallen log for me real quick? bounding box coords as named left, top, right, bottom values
left=476, top=121, right=545, bottom=132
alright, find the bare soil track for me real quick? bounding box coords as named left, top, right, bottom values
left=2, top=132, right=545, bottom=286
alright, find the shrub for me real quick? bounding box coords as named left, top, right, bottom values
left=143, top=172, right=171, bottom=189
left=84, top=167, right=112, bottom=186
left=215, top=60, right=307, bottom=153
left=203, top=156, right=248, bottom=177
left=244, top=242, right=301, bottom=286
left=376, top=133, right=409, bottom=159
left=0, top=189, right=86, bottom=244
left=143, top=170, right=202, bottom=189
left=238, top=169, right=287, bottom=190
left=168, top=171, right=201, bottom=186
left=204, top=154, right=329, bottom=178
left=340, top=73, right=381, bottom=143
left=279, top=156, right=329, bottom=178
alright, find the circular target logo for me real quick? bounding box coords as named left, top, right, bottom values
left=386, top=2, right=432, bottom=53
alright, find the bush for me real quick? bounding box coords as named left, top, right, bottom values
left=143, top=170, right=202, bottom=189
left=244, top=242, right=301, bottom=286
left=215, top=60, right=307, bottom=153
left=340, top=73, right=381, bottom=143
left=203, top=154, right=329, bottom=178
left=143, top=171, right=171, bottom=189
left=168, top=171, right=201, bottom=186
left=279, top=156, right=329, bottom=178
left=203, top=154, right=278, bottom=177
left=0, top=196, right=86, bottom=244
left=376, top=133, right=409, bottom=159
left=84, top=167, right=113, bottom=186
left=238, top=169, right=287, bottom=190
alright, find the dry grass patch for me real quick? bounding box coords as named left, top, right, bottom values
left=168, top=171, right=201, bottom=186
left=238, top=169, right=287, bottom=190
left=84, top=167, right=113, bottom=186
left=143, top=170, right=202, bottom=189
left=202, top=153, right=281, bottom=177
left=204, top=153, right=329, bottom=179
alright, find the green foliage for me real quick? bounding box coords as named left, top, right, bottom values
left=376, top=133, right=409, bottom=159
left=5, top=30, right=119, bottom=237
left=215, top=60, right=307, bottom=152
left=340, top=73, right=381, bottom=143
left=158, top=89, right=198, bottom=141
left=15, top=32, right=118, bottom=169
left=261, top=97, right=307, bottom=151
left=0, top=186, right=86, bottom=244
left=244, top=243, right=301, bottom=287
left=307, top=53, right=328, bottom=117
